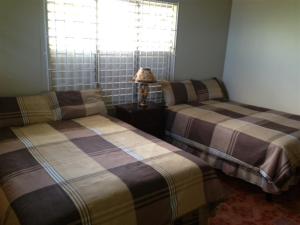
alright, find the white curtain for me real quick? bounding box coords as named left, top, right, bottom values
left=47, top=0, right=178, bottom=105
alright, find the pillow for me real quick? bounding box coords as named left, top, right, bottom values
left=191, top=78, right=228, bottom=102
left=50, top=89, right=107, bottom=120
left=160, top=80, right=197, bottom=106
left=0, top=94, right=55, bottom=128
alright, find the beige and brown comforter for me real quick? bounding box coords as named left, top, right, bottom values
left=166, top=100, right=300, bottom=193
left=0, top=115, right=224, bottom=225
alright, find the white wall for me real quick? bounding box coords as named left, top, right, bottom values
left=175, top=0, right=232, bottom=80
left=224, top=0, right=300, bottom=114
left=0, top=0, right=48, bottom=96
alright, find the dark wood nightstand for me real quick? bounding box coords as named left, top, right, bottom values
left=115, top=102, right=165, bottom=139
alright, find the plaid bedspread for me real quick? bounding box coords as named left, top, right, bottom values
left=0, top=115, right=224, bottom=225
left=166, top=100, right=300, bottom=193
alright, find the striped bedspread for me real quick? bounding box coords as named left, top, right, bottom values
left=0, top=115, right=224, bottom=225
left=166, top=100, right=300, bottom=193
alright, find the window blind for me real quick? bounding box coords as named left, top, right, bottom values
left=47, top=0, right=178, bottom=106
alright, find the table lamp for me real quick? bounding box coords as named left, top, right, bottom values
left=132, top=68, right=156, bottom=107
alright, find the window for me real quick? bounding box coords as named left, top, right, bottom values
left=47, top=0, right=178, bottom=106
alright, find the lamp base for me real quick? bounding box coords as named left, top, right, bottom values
left=138, top=83, right=149, bottom=108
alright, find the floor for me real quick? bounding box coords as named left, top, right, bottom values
left=210, top=175, right=300, bottom=225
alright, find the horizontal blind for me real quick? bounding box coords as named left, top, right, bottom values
left=47, top=0, right=178, bottom=105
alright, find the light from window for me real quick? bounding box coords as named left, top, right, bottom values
left=47, top=0, right=178, bottom=105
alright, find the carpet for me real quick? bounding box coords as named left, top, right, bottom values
left=210, top=175, right=300, bottom=225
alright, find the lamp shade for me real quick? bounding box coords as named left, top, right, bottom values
left=133, top=68, right=156, bottom=83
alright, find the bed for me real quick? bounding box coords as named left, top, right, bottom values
left=0, top=90, right=225, bottom=225
left=162, top=78, right=300, bottom=194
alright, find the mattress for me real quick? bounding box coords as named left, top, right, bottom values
left=165, top=100, right=300, bottom=193
left=0, top=114, right=225, bottom=225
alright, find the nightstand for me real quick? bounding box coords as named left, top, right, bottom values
left=115, top=102, right=165, bottom=139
